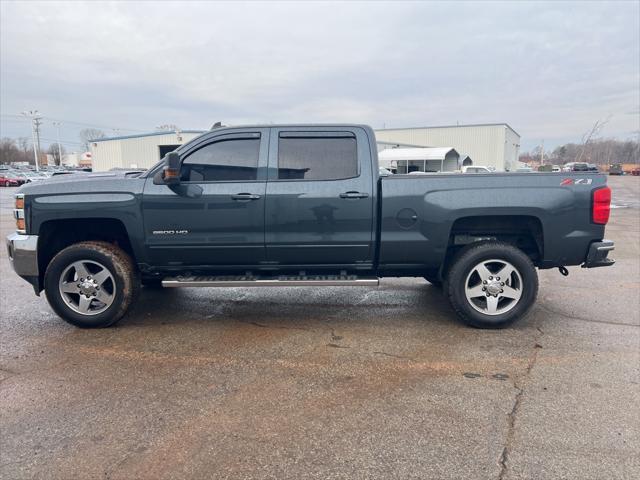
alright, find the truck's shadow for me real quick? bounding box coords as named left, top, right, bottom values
left=124, top=282, right=460, bottom=329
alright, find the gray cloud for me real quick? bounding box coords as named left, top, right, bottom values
left=1, top=0, right=638, bottom=151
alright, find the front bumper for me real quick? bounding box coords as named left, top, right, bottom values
left=582, top=239, right=615, bottom=268
left=6, top=234, right=40, bottom=293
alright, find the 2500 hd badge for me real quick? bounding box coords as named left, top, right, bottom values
left=152, top=230, right=189, bottom=235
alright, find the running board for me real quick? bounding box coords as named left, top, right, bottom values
left=161, top=274, right=379, bottom=288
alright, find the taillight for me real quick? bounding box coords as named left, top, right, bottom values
left=592, top=186, right=611, bottom=225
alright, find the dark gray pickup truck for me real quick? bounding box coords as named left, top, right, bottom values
left=7, top=124, right=614, bottom=329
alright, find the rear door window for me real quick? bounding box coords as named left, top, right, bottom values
left=277, top=134, right=358, bottom=180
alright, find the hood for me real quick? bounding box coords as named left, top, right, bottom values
left=17, top=170, right=146, bottom=197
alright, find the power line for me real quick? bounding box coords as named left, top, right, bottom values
left=17, top=136, right=85, bottom=147
left=42, top=116, right=147, bottom=133
left=39, top=137, right=84, bottom=146
left=1, top=113, right=147, bottom=133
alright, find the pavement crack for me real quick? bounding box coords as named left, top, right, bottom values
left=327, top=343, right=350, bottom=349
left=498, top=327, right=543, bottom=480
left=373, top=351, right=416, bottom=361
left=537, top=304, right=638, bottom=327
left=329, top=328, right=343, bottom=341
left=238, top=320, right=310, bottom=332
left=0, top=367, right=18, bottom=385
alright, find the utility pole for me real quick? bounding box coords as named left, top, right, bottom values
left=540, top=140, right=545, bottom=165
left=22, top=110, right=42, bottom=172
left=53, top=121, right=63, bottom=165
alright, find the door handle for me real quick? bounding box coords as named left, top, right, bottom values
left=339, top=191, right=369, bottom=199
left=231, top=193, right=261, bottom=201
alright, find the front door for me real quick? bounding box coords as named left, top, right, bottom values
left=264, top=127, right=375, bottom=267
left=142, top=129, right=269, bottom=267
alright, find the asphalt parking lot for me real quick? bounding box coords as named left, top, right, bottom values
left=1, top=176, right=638, bottom=480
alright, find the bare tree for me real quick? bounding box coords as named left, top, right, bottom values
left=17, top=137, right=31, bottom=155
left=47, top=143, right=66, bottom=166
left=521, top=137, right=639, bottom=167
left=79, top=128, right=106, bottom=151
left=0, top=138, right=34, bottom=165
left=576, top=117, right=611, bottom=162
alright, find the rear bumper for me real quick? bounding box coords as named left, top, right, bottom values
left=6, top=233, right=40, bottom=293
left=582, top=239, right=615, bottom=268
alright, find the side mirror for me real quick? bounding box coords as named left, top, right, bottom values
left=162, top=152, right=181, bottom=185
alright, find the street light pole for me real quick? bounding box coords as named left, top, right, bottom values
left=53, top=121, right=63, bottom=165
left=22, top=110, right=42, bottom=172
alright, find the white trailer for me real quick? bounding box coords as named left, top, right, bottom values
left=378, top=147, right=460, bottom=173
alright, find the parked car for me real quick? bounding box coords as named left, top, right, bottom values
left=563, top=162, right=590, bottom=172
left=552, top=165, right=561, bottom=172
left=515, top=166, right=533, bottom=173
left=51, top=170, right=85, bottom=177
left=23, top=172, right=47, bottom=183
left=7, top=124, right=614, bottom=330
left=609, top=164, right=624, bottom=175
left=588, top=164, right=599, bottom=172
left=0, top=172, right=25, bottom=187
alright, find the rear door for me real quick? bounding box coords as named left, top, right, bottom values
left=142, top=129, right=268, bottom=267
left=264, top=127, right=375, bottom=267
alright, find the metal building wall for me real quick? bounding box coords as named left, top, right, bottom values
left=91, top=132, right=203, bottom=171
left=503, top=127, right=521, bottom=171
left=91, top=141, right=123, bottom=171
left=374, top=124, right=519, bottom=171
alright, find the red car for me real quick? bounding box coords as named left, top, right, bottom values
left=0, top=172, right=26, bottom=187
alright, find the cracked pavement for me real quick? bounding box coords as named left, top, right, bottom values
left=1, top=176, right=639, bottom=479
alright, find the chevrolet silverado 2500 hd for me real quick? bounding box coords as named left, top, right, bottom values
left=7, top=124, right=614, bottom=328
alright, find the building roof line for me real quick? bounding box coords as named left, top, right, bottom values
left=91, top=130, right=206, bottom=143
left=376, top=123, right=520, bottom=137
left=376, top=140, right=428, bottom=148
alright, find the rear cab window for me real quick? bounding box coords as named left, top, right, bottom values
left=276, top=132, right=358, bottom=181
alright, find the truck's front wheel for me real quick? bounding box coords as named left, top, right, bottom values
left=44, top=241, right=139, bottom=328
left=445, top=242, right=538, bottom=328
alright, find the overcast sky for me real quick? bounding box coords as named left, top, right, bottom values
left=1, top=0, right=638, bottom=152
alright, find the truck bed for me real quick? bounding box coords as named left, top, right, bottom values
left=378, top=172, right=607, bottom=271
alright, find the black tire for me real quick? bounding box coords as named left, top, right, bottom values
left=444, top=241, right=538, bottom=329
left=44, top=241, right=140, bottom=328
left=423, top=269, right=442, bottom=288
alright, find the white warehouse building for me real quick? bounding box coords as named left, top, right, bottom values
left=89, top=123, right=520, bottom=173
left=374, top=123, right=520, bottom=171
left=90, top=130, right=205, bottom=171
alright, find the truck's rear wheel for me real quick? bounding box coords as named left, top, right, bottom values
left=444, top=242, right=538, bottom=328
left=44, top=241, right=139, bottom=328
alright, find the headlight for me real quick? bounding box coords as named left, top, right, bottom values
left=14, top=193, right=26, bottom=234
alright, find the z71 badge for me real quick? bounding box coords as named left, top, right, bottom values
left=561, top=178, right=593, bottom=186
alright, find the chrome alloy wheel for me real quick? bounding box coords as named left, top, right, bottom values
left=58, top=260, right=115, bottom=315
left=464, top=259, right=523, bottom=316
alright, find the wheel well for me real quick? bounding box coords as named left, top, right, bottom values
left=38, top=218, right=135, bottom=287
left=442, top=215, right=544, bottom=275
